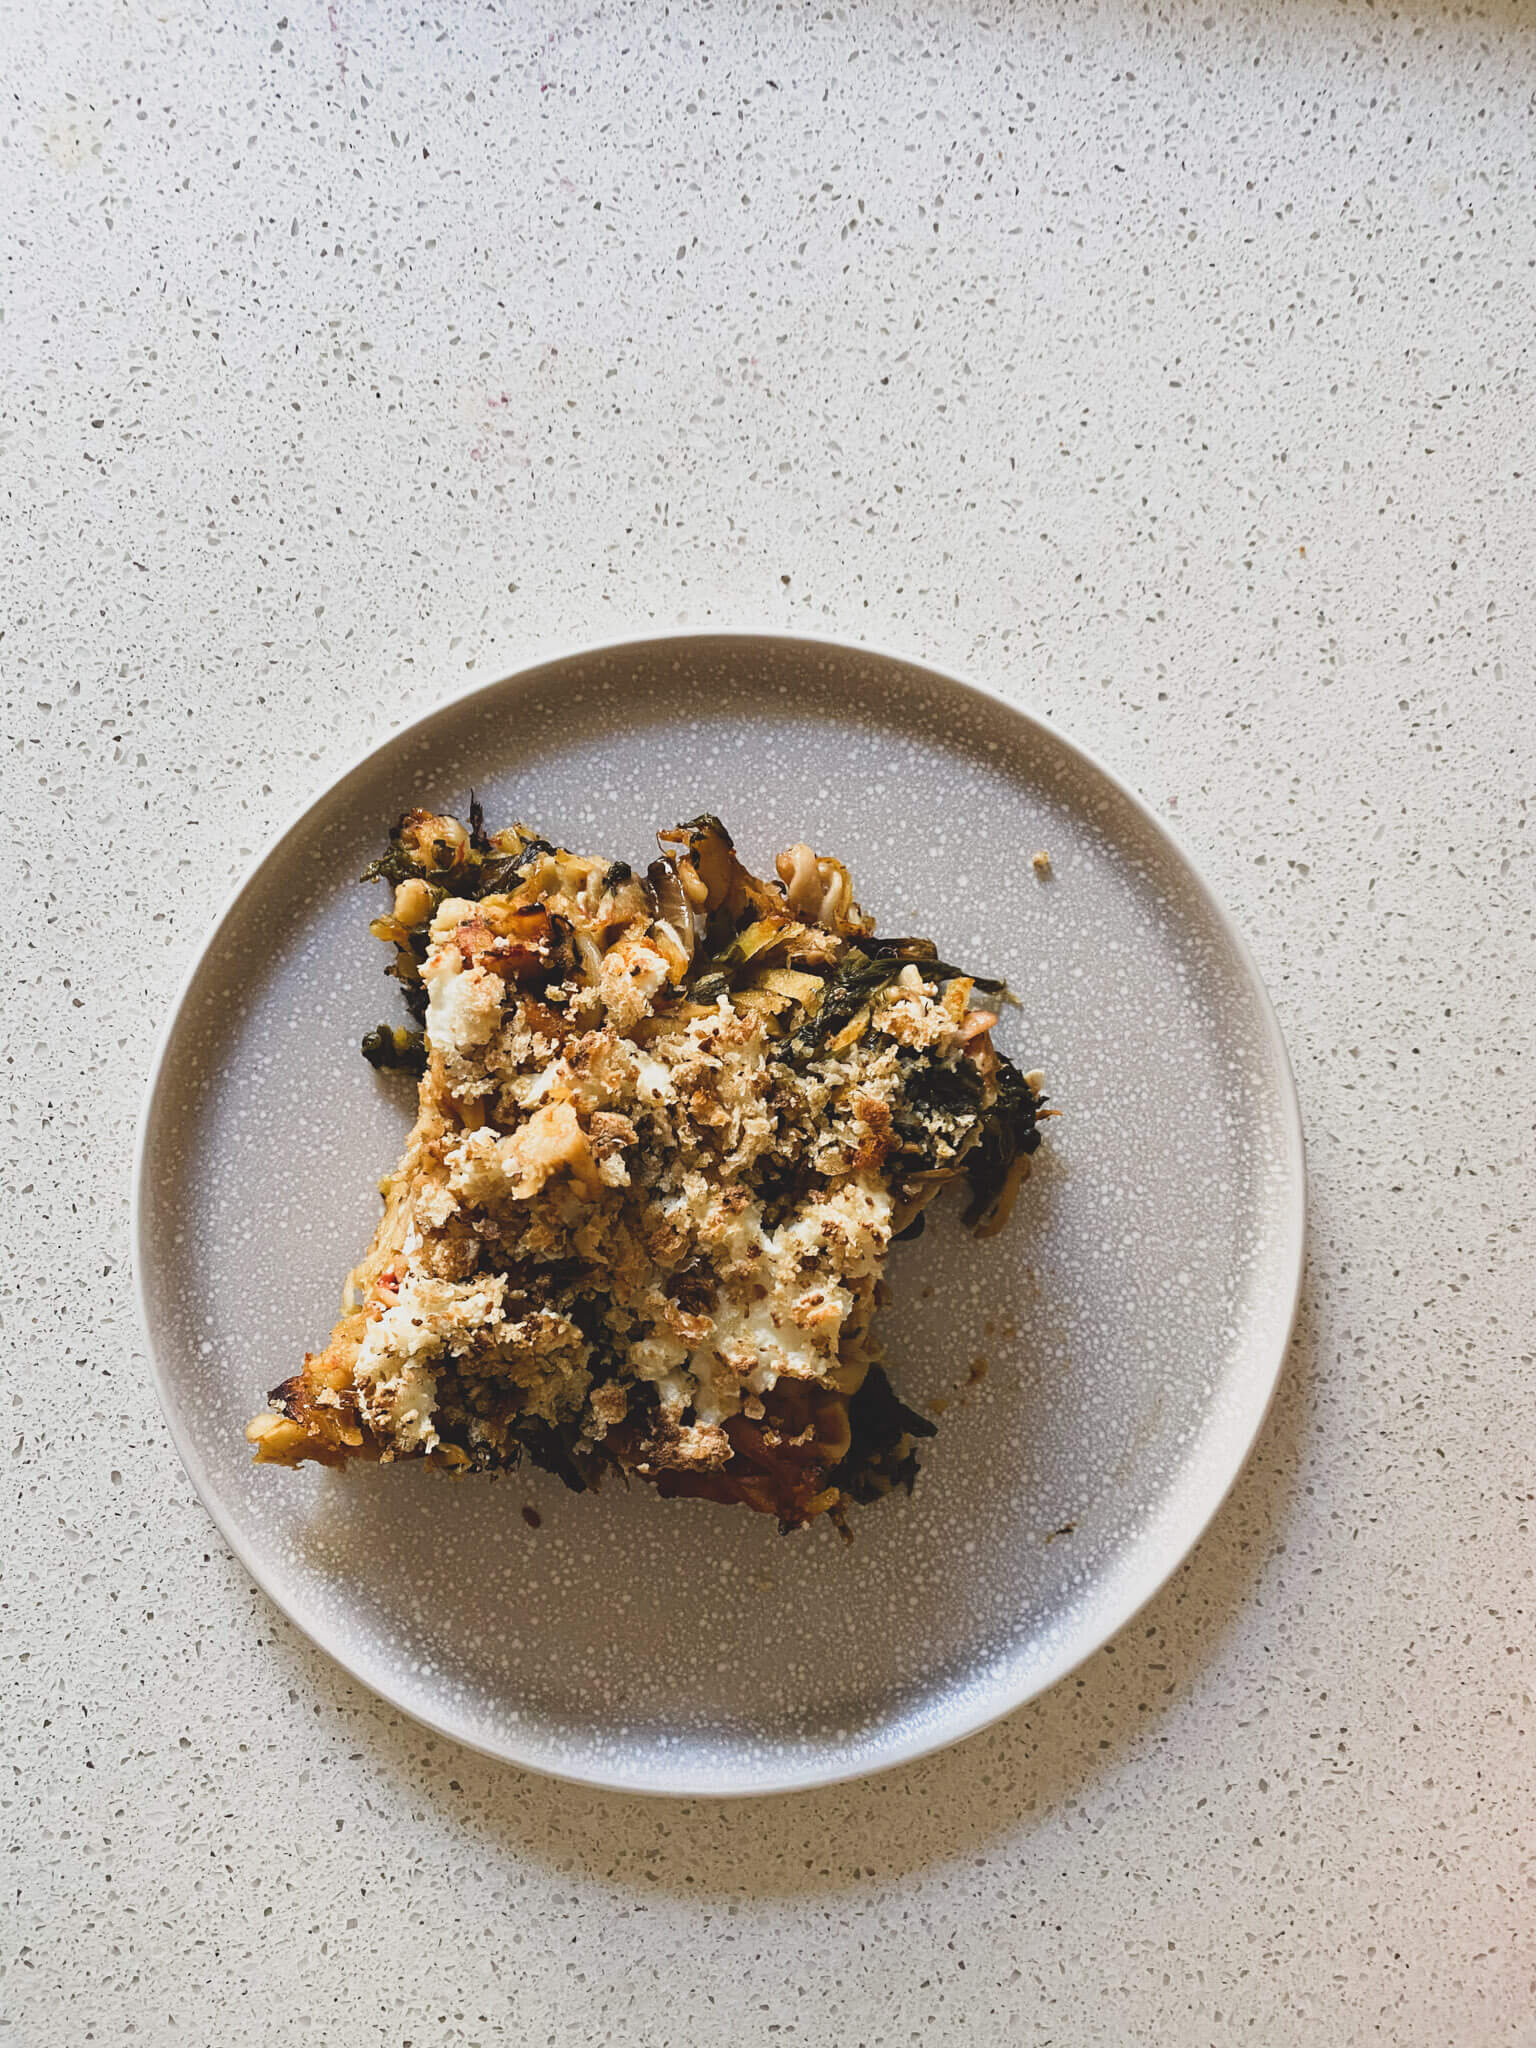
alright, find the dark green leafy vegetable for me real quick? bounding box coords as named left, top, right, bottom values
left=359, top=840, right=425, bottom=889
left=831, top=1364, right=938, bottom=1504
left=384, top=947, right=429, bottom=1024
left=865, top=934, right=1010, bottom=995
left=470, top=838, right=557, bottom=898
left=890, top=1050, right=988, bottom=1170
left=700, top=904, right=737, bottom=956
left=960, top=1056, right=1044, bottom=1233
left=519, top=1420, right=591, bottom=1494
left=680, top=811, right=734, bottom=846
left=362, top=810, right=559, bottom=901
left=361, top=1023, right=427, bottom=1077
left=779, top=940, right=1016, bottom=1075
left=901, top=1052, right=986, bottom=1117
left=361, top=811, right=466, bottom=887
left=781, top=950, right=904, bottom=1065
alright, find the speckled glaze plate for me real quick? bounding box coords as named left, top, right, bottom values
left=134, top=632, right=1304, bottom=1796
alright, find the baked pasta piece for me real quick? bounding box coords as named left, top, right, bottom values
left=246, top=806, right=1048, bottom=1530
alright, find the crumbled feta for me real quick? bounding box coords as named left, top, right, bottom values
left=352, top=1272, right=508, bottom=1453
left=423, top=947, right=504, bottom=1052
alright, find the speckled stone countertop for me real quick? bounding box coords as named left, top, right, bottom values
left=4, top=2, right=1533, bottom=2040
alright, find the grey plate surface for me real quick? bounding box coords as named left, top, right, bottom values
left=134, top=633, right=1304, bottom=1795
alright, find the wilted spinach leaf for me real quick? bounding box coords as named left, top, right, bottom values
left=832, top=1365, right=938, bottom=1504
left=361, top=1024, right=426, bottom=1077
left=781, top=951, right=903, bottom=1066
left=519, top=1420, right=591, bottom=1494
left=960, top=1056, right=1043, bottom=1231
left=865, top=934, right=1010, bottom=995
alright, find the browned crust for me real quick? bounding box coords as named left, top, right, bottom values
left=247, top=811, right=1034, bottom=1526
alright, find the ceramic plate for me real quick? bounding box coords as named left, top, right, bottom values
left=134, top=633, right=1304, bottom=1795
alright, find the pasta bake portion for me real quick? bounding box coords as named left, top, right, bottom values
left=246, top=806, right=1047, bottom=1530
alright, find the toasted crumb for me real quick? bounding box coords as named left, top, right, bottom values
left=247, top=808, right=1048, bottom=1529
left=1031, top=848, right=1052, bottom=876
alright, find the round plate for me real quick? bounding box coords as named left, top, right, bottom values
left=134, top=633, right=1304, bottom=1796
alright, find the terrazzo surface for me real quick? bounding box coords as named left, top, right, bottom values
left=3, top=0, right=1533, bottom=2040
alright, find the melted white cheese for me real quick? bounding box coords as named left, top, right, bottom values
left=423, top=947, right=504, bottom=1052
left=353, top=1272, right=507, bottom=1453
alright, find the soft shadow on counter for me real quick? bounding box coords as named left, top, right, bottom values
left=261, top=1223, right=1320, bottom=1902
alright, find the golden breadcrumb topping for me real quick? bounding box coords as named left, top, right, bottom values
left=247, top=810, right=1046, bottom=1530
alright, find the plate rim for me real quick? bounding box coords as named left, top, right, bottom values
left=132, top=628, right=1306, bottom=1797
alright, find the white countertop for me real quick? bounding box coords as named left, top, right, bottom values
left=5, top=2, right=1533, bottom=2040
